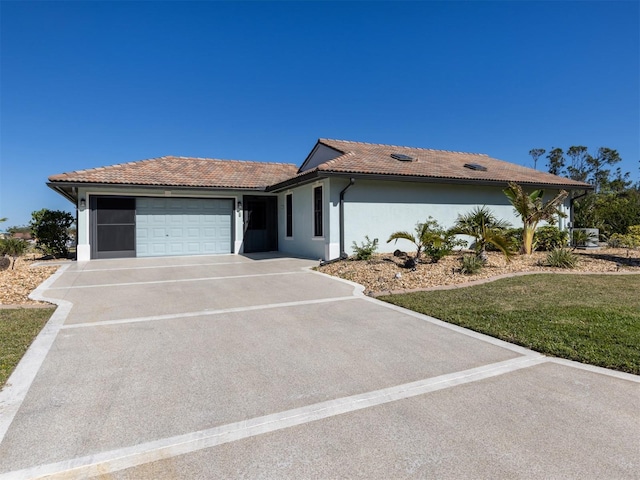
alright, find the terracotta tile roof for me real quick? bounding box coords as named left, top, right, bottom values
left=305, top=139, right=592, bottom=189
left=48, top=156, right=299, bottom=190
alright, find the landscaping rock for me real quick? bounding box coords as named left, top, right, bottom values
left=318, top=248, right=640, bottom=295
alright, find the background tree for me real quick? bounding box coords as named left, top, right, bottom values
left=565, top=146, right=589, bottom=182
left=29, top=209, right=74, bottom=258
left=546, top=148, right=565, bottom=175
left=528, top=148, right=545, bottom=170
left=451, top=206, right=513, bottom=261
left=586, top=147, right=622, bottom=192
left=503, top=182, right=568, bottom=255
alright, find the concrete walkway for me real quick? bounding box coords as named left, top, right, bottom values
left=0, top=254, right=638, bottom=479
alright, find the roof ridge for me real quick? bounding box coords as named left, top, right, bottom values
left=320, top=138, right=489, bottom=157
left=57, top=156, right=297, bottom=176
left=166, top=155, right=295, bottom=166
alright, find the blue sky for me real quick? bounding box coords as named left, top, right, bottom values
left=1, top=1, right=638, bottom=228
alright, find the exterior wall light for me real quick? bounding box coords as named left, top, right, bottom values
left=80, top=198, right=86, bottom=209
left=237, top=200, right=242, bottom=212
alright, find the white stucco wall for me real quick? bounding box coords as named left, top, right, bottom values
left=277, top=177, right=571, bottom=261
left=338, top=179, right=570, bottom=257
left=75, top=186, right=252, bottom=261
left=277, top=179, right=331, bottom=260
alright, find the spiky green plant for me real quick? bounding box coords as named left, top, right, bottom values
left=451, top=206, right=513, bottom=262
left=387, top=217, right=450, bottom=260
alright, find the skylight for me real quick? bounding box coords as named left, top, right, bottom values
left=391, top=153, right=415, bottom=162
left=464, top=163, right=488, bottom=172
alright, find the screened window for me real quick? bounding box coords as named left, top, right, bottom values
left=285, top=193, right=293, bottom=237
left=313, top=186, right=323, bottom=237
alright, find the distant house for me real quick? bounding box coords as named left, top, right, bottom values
left=48, top=139, right=592, bottom=261
left=11, top=232, right=33, bottom=241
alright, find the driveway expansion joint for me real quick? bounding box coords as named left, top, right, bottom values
left=0, top=355, right=547, bottom=480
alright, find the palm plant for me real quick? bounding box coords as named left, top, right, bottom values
left=0, top=237, right=28, bottom=269
left=452, top=206, right=513, bottom=261
left=503, top=182, right=568, bottom=255
left=387, top=217, right=449, bottom=261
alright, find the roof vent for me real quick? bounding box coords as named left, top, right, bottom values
left=464, top=163, right=488, bottom=172
left=391, top=153, right=415, bottom=162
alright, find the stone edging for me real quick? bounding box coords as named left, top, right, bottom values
left=0, top=303, right=56, bottom=310
left=370, top=270, right=640, bottom=297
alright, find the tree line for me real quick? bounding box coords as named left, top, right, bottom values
left=529, top=146, right=640, bottom=238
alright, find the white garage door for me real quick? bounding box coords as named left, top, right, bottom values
left=136, top=197, right=233, bottom=257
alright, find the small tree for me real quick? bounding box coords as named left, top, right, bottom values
left=451, top=206, right=513, bottom=262
left=0, top=237, right=28, bottom=269
left=30, top=209, right=74, bottom=258
left=387, top=217, right=459, bottom=262
left=503, top=182, right=568, bottom=255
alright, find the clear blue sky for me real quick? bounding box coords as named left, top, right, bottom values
left=1, top=1, right=638, bottom=228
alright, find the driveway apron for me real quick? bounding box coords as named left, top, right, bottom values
left=0, top=254, right=638, bottom=479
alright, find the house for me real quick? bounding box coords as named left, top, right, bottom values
left=48, top=139, right=592, bottom=262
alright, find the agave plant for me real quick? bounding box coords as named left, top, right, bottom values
left=451, top=206, right=513, bottom=261
left=503, top=182, right=568, bottom=255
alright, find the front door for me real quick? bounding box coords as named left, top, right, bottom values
left=243, top=196, right=277, bottom=253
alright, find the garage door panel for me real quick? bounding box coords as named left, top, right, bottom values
left=136, top=197, right=232, bottom=257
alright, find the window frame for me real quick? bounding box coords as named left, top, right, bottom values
left=285, top=192, right=293, bottom=238
left=312, top=185, right=323, bottom=238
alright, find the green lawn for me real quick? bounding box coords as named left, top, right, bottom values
left=379, top=274, right=640, bottom=375
left=0, top=307, right=55, bottom=387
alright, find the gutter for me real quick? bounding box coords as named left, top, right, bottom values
left=269, top=171, right=593, bottom=193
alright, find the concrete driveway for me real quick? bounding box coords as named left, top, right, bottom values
left=0, top=254, right=638, bottom=479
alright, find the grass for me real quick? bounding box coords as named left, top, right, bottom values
left=379, top=274, right=640, bottom=375
left=0, top=307, right=55, bottom=387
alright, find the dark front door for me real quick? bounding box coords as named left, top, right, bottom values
left=91, top=196, right=136, bottom=259
left=243, top=196, right=277, bottom=253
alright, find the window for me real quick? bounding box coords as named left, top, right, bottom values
left=285, top=193, right=293, bottom=237
left=313, top=186, right=323, bottom=237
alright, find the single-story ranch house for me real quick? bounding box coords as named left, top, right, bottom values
left=48, top=138, right=592, bottom=262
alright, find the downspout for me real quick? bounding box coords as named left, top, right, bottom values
left=339, top=178, right=356, bottom=259
left=322, top=178, right=356, bottom=264
left=569, top=190, right=589, bottom=228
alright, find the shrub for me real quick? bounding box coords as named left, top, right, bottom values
left=425, top=230, right=466, bottom=263
left=535, top=226, right=569, bottom=251
left=351, top=236, right=379, bottom=260
left=545, top=248, right=578, bottom=268
left=608, top=226, right=640, bottom=249
left=459, top=254, right=484, bottom=275
left=608, top=233, right=627, bottom=248
left=29, top=209, right=74, bottom=258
